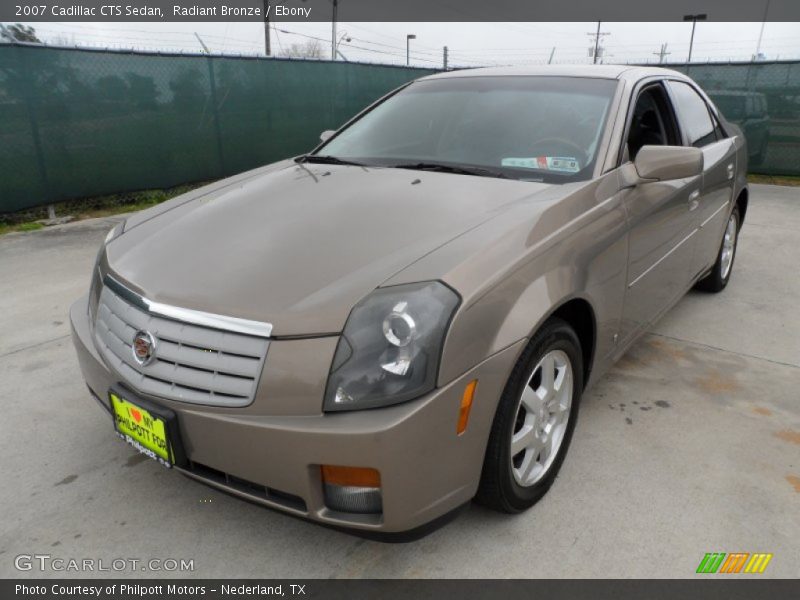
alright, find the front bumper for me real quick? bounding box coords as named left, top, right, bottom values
left=70, top=294, right=523, bottom=533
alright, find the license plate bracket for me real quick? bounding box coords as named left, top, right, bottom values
left=109, top=386, right=187, bottom=468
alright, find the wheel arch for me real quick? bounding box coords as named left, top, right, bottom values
left=533, top=296, right=597, bottom=390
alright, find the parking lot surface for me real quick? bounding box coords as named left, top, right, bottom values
left=0, top=184, right=797, bottom=578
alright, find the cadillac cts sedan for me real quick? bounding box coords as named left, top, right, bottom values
left=70, top=65, right=747, bottom=537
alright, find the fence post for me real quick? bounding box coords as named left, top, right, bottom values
left=205, top=56, right=226, bottom=177
left=18, top=45, right=52, bottom=209
left=745, top=62, right=755, bottom=91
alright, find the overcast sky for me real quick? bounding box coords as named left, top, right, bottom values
left=12, top=21, right=800, bottom=67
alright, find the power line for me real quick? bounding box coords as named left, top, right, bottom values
left=273, top=28, right=443, bottom=64
left=272, top=23, right=284, bottom=55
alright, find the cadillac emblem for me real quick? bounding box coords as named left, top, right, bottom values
left=132, top=330, right=157, bottom=366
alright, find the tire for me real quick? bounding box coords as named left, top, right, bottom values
left=695, top=205, right=740, bottom=293
left=475, top=317, right=584, bottom=513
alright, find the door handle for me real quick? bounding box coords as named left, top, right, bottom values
left=727, top=163, right=734, bottom=180
left=688, top=190, right=700, bottom=212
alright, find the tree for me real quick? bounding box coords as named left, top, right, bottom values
left=124, top=73, right=159, bottom=110
left=169, top=67, right=207, bottom=110
left=0, top=23, right=41, bottom=43
left=282, top=39, right=324, bottom=59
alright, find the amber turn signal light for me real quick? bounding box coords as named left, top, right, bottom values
left=457, top=379, right=478, bottom=435
left=321, top=465, right=381, bottom=488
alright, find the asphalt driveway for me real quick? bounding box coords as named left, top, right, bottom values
left=0, top=183, right=797, bottom=578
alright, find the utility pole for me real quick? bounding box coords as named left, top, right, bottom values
left=593, top=21, right=601, bottom=64
left=587, top=22, right=609, bottom=64
left=263, top=1, right=271, bottom=56
left=443, top=46, right=448, bottom=70
left=683, top=14, right=707, bottom=63
left=653, top=43, right=671, bottom=64
left=331, top=0, right=338, bottom=60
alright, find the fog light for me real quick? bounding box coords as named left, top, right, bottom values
left=321, top=465, right=382, bottom=514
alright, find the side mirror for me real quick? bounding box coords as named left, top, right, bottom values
left=622, top=145, right=703, bottom=186
left=319, top=130, right=335, bottom=143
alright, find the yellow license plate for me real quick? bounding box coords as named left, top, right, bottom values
left=110, top=392, right=172, bottom=467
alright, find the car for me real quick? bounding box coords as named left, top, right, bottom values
left=707, top=90, right=770, bottom=165
left=70, top=65, right=748, bottom=537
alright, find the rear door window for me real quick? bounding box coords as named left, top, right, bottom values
left=667, top=81, right=718, bottom=147
left=707, top=105, right=728, bottom=140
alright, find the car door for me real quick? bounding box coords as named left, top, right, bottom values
left=666, top=80, right=738, bottom=281
left=617, top=81, right=702, bottom=346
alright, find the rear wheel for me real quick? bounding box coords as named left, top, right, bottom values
left=475, top=318, right=583, bottom=513
left=696, top=206, right=740, bottom=293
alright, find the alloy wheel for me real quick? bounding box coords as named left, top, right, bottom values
left=720, top=213, right=738, bottom=280
left=510, top=349, right=573, bottom=487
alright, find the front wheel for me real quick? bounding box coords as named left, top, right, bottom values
left=475, top=318, right=583, bottom=513
left=696, top=206, right=740, bottom=293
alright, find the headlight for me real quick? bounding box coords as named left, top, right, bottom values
left=324, top=281, right=460, bottom=412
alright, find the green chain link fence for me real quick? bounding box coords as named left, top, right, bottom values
left=668, top=61, right=800, bottom=176
left=0, top=44, right=436, bottom=213
left=1, top=45, right=799, bottom=215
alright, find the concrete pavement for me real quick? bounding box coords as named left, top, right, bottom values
left=0, top=184, right=797, bottom=578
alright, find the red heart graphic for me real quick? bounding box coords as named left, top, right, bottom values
left=131, top=408, right=142, bottom=424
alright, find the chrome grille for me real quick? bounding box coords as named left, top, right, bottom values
left=93, top=282, right=269, bottom=407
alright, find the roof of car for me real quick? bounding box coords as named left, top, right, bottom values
left=419, top=64, right=689, bottom=82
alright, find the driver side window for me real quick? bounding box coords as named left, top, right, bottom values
left=625, top=84, right=680, bottom=161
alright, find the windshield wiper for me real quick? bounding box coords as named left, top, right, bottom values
left=390, top=161, right=509, bottom=179
left=295, top=154, right=365, bottom=166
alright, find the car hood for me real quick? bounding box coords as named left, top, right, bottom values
left=106, top=163, right=551, bottom=336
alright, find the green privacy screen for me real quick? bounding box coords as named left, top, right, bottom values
left=2, top=45, right=800, bottom=213
left=667, top=61, right=800, bottom=178
left=0, top=44, right=436, bottom=213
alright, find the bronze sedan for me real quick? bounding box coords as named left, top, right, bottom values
left=71, top=65, right=747, bottom=537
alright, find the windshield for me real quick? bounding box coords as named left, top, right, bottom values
left=315, top=76, right=618, bottom=183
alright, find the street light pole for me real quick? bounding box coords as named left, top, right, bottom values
left=683, top=13, right=707, bottom=63
left=406, top=34, right=416, bottom=66
left=331, top=0, right=338, bottom=60
left=755, top=0, right=771, bottom=60
left=335, top=31, right=351, bottom=60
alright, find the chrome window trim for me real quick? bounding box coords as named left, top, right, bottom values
left=103, top=274, right=273, bottom=338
